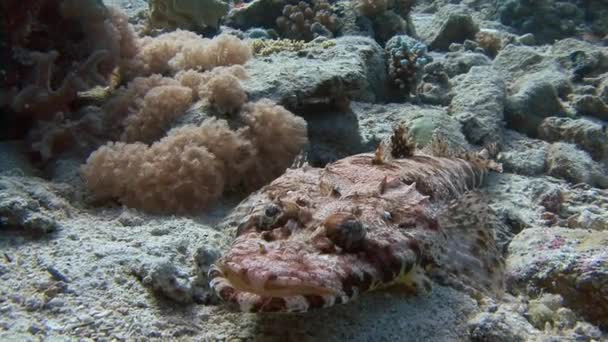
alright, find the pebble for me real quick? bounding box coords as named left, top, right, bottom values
left=27, top=323, right=43, bottom=334
left=24, top=297, right=43, bottom=311
left=44, top=297, right=66, bottom=309
left=44, top=319, right=63, bottom=331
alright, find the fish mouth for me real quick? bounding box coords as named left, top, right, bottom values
left=208, top=261, right=344, bottom=313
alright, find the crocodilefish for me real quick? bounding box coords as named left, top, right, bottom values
left=209, top=127, right=506, bottom=312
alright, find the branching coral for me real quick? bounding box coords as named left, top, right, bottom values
left=385, top=35, right=432, bottom=97
left=83, top=100, right=308, bottom=213
left=275, top=0, right=340, bottom=41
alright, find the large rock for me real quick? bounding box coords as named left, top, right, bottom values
left=507, top=227, right=608, bottom=328
left=0, top=176, right=71, bottom=235
left=225, top=0, right=285, bottom=29
left=493, top=44, right=545, bottom=81
left=417, top=5, right=479, bottom=51
left=243, top=36, right=386, bottom=107
left=449, top=66, right=506, bottom=145
left=304, top=101, right=469, bottom=166
left=504, top=70, right=568, bottom=136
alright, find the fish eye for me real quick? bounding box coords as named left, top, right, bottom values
left=264, top=204, right=281, bottom=217
left=324, top=213, right=366, bottom=252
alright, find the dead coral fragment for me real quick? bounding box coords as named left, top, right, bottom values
left=11, top=50, right=110, bottom=119
left=251, top=38, right=336, bottom=56
left=475, top=31, right=502, bottom=58
left=4, top=1, right=138, bottom=124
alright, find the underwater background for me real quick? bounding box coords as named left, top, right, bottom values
left=1, top=0, right=607, bottom=340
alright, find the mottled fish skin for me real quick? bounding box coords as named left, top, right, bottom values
left=210, top=152, right=498, bottom=313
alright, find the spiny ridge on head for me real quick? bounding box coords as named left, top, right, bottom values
left=390, top=124, right=416, bottom=159
left=426, top=132, right=503, bottom=173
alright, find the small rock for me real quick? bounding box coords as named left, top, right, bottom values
left=567, top=208, right=608, bottom=231
left=538, top=116, right=608, bottom=160
left=516, top=33, right=536, bottom=46
left=44, top=319, right=63, bottom=331
left=572, top=94, right=608, bottom=121
left=573, top=322, right=602, bottom=340
left=117, top=210, right=144, bottom=227
left=498, top=131, right=549, bottom=176
left=546, top=142, right=605, bottom=187
left=27, top=323, right=44, bottom=335
left=443, top=51, right=491, bottom=78
left=468, top=307, right=539, bottom=341
left=554, top=308, right=577, bottom=329
left=24, top=297, right=44, bottom=311
left=137, top=261, right=196, bottom=304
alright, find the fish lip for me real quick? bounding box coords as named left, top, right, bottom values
left=208, top=263, right=338, bottom=313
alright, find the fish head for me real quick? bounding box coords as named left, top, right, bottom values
left=209, top=158, right=437, bottom=313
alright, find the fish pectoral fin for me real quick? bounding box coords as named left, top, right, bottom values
left=401, top=264, right=433, bottom=294
left=381, top=265, right=432, bottom=295
left=436, top=191, right=507, bottom=300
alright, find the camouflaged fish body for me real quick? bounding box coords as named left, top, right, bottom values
left=209, top=151, right=502, bottom=313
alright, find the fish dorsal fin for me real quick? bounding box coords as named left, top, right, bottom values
left=433, top=191, right=508, bottom=300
